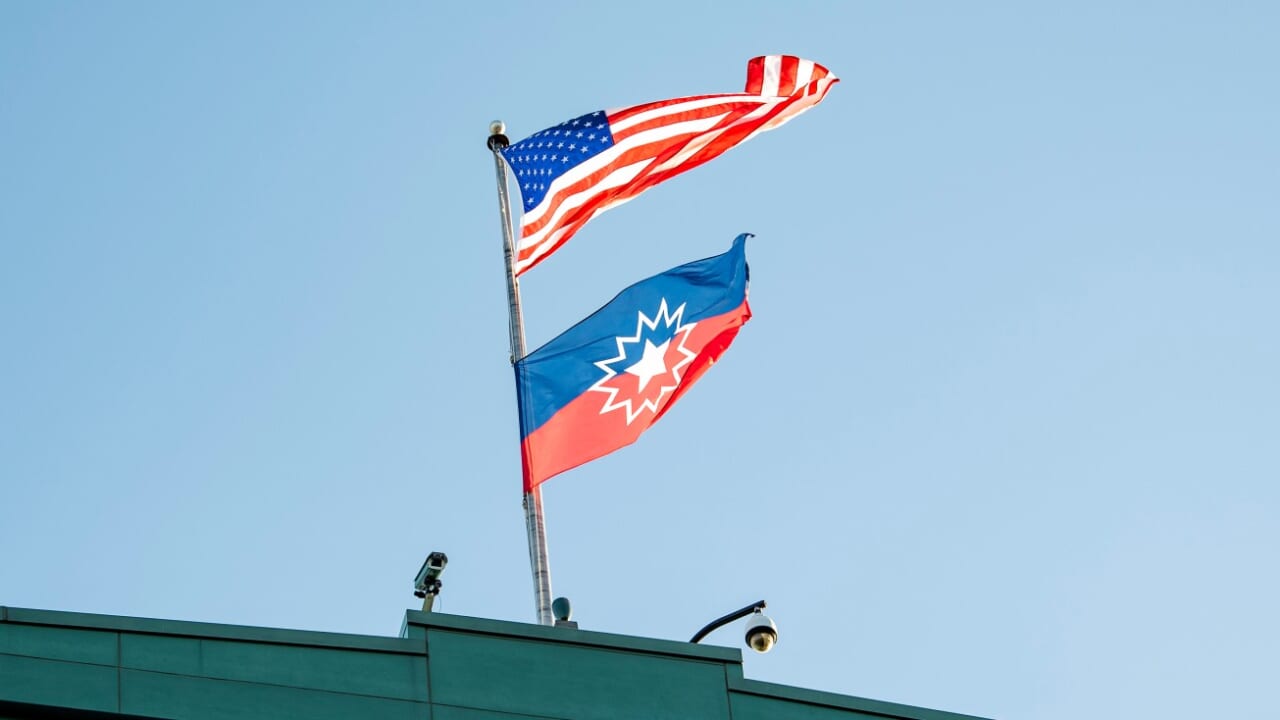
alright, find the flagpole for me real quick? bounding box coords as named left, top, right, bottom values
left=488, top=120, right=555, bottom=626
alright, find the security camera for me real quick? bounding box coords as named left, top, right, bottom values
left=413, top=551, right=448, bottom=604
left=744, top=611, right=778, bottom=653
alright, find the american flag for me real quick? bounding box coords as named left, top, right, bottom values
left=500, top=55, right=837, bottom=275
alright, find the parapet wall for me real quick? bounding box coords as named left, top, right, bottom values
left=0, top=606, right=989, bottom=720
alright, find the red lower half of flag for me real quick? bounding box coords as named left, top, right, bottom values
left=520, top=300, right=750, bottom=490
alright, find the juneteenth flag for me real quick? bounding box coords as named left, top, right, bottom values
left=500, top=55, right=836, bottom=275
left=515, top=235, right=753, bottom=490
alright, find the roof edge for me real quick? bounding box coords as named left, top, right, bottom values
left=0, top=605, right=420, bottom=655
left=729, top=675, right=994, bottom=720
left=405, top=610, right=742, bottom=663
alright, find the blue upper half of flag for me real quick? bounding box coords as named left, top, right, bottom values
left=500, top=110, right=616, bottom=212
left=515, top=235, right=750, bottom=437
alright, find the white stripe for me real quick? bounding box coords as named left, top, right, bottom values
left=648, top=100, right=783, bottom=174
left=794, top=59, right=815, bottom=88
left=755, top=77, right=837, bottom=134
left=607, top=92, right=767, bottom=136
left=760, top=56, right=781, bottom=97
left=754, top=97, right=822, bottom=135
left=646, top=85, right=832, bottom=176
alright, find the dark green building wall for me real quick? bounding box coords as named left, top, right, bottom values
left=0, top=606, right=988, bottom=720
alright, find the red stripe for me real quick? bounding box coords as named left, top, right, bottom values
left=607, top=92, right=739, bottom=126
left=745, top=56, right=765, bottom=94
left=610, top=98, right=760, bottom=143
left=606, top=95, right=806, bottom=205
left=520, top=300, right=751, bottom=489
left=777, top=56, right=799, bottom=96
left=639, top=75, right=838, bottom=188
left=615, top=105, right=767, bottom=199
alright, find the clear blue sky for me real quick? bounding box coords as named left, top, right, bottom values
left=2, top=3, right=1277, bottom=719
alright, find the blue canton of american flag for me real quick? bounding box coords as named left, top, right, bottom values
left=504, top=111, right=615, bottom=212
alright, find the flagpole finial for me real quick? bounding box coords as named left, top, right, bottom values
left=488, top=120, right=509, bottom=151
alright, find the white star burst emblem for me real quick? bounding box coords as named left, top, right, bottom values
left=590, top=298, right=698, bottom=425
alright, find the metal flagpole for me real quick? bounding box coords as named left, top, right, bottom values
left=487, top=120, right=554, bottom=626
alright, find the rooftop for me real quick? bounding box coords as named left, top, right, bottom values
left=0, top=605, right=991, bottom=720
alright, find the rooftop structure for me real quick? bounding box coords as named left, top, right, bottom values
left=0, top=606, right=989, bottom=720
